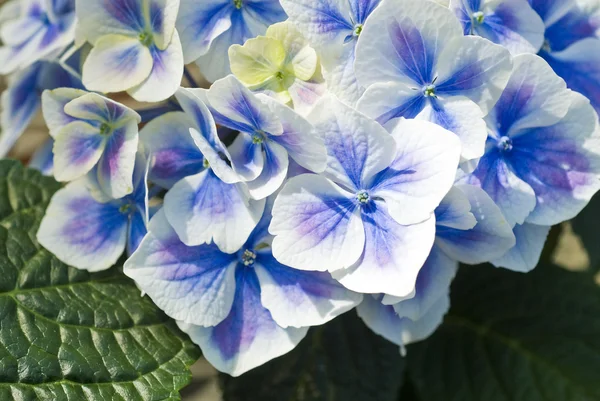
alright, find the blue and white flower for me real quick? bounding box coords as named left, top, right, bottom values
left=490, top=222, right=551, bottom=272
left=0, top=59, right=82, bottom=157
left=280, top=0, right=381, bottom=105
left=270, top=96, right=461, bottom=297
left=139, top=103, right=265, bottom=253
left=354, top=0, right=512, bottom=162
left=176, top=0, right=286, bottom=82
left=460, top=54, right=600, bottom=229
left=0, top=0, right=76, bottom=74
left=42, top=88, right=141, bottom=199
left=75, top=0, right=184, bottom=102
left=124, top=199, right=362, bottom=376
left=450, top=0, right=545, bottom=55
left=180, top=76, right=327, bottom=200
left=37, top=148, right=150, bottom=271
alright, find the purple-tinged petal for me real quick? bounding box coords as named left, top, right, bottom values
left=139, top=111, right=204, bottom=189
left=41, top=87, right=87, bottom=138
left=491, top=223, right=550, bottom=272
left=177, top=267, right=308, bottom=377
left=164, top=169, right=266, bottom=253
left=287, top=78, right=327, bottom=116
left=355, top=0, right=463, bottom=88
left=528, top=0, right=573, bottom=27
left=124, top=209, right=238, bottom=326
left=95, top=119, right=139, bottom=199
left=435, top=35, right=512, bottom=114
left=63, top=92, right=141, bottom=124
left=127, top=207, right=147, bottom=256
left=434, top=186, right=477, bottom=231
left=245, top=140, right=289, bottom=200
left=370, top=119, right=461, bottom=226
left=357, top=292, right=450, bottom=348
left=75, top=0, right=145, bottom=44
left=128, top=30, right=184, bottom=102
left=270, top=174, right=365, bottom=272
left=37, top=180, right=127, bottom=272
left=334, top=201, right=436, bottom=297
left=435, top=185, right=516, bottom=264
left=226, top=132, right=265, bottom=184
left=53, top=121, right=106, bottom=182
left=308, top=96, right=396, bottom=191
left=81, top=34, right=153, bottom=94
left=544, top=2, right=600, bottom=52
left=0, top=63, right=42, bottom=157
left=391, top=246, right=458, bottom=321
left=255, top=252, right=363, bottom=328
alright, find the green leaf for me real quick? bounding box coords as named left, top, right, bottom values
left=407, top=263, right=600, bottom=401
left=0, top=160, right=201, bottom=401
left=220, top=310, right=406, bottom=401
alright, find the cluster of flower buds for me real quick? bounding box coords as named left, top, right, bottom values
left=1, top=0, right=599, bottom=376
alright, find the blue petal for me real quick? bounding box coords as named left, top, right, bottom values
left=124, top=209, right=239, bottom=326
left=528, top=0, right=572, bottom=27
left=434, top=186, right=477, bottom=231
left=491, top=223, right=550, bottom=272
left=350, top=0, right=383, bottom=24
left=127, top=208, right=147, bottom=255
left=177, top=266, right=308, bottom=376
left=544, top=6, right=600, bottom=52
left=29, top=136, right=54, bottom=176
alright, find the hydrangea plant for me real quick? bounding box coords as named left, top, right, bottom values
left=2, top=0, right=600, bottom=399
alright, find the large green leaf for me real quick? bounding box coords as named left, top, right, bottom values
left=220, top=310, right=406, bottom=401
left=407, top=263, right=600, bottom=401
left=0, top=160, right=201, bottom=400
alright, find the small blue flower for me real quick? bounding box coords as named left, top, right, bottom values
left=37, top=149, right=150, bottom=272
left=124, top=199, right=362, bottom=376
left=270, top=96, right=462, bottom=297
left=176, top=0, right=287, bottom=82
left=354, top=0, right=512, bottom=163
left=0, top=0, right=76, bottom=74
left=450, top=0, right=545, bottom=54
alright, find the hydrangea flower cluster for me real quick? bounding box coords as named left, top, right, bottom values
left=2, top=0, right=600, bottom=377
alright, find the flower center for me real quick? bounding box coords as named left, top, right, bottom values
left=203, top=158, right=210, bottom=169
left=119, top=203, right=132, bottom=214
left=542, top=39, right=552, bottom=53
left=423, top=84, right=436, bottom=98
left=252, top=130, right=266, bottom=145
left=353, top=24, right=363, bottom=37
left=138, top=31, right=153, bottom=47
left=99, top=123, right=112, bottom=136
left=472, top=11, right=485, bottom=25
left=275, top=71, right=285, bottom=80
left=356, top=190, right=370, bottom=205
left=233, top=0, right=243, bottom=9
left=497, top=136, right=513, bottom=152
left=241, top=249, right=257, bottom=266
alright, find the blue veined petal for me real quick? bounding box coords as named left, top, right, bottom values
left=81, top=34, right=154, bottom=94
left=29, top=136, right=54, bottom=176
left=355, top=0, right=463, bottom=88
left=487, top=53, right=570, bottom=138
left=511, top=92, right=600, bottom=226
left=245, top=140, right=289, bottom=200
left=473, top=0, right=545, bottom=55
left=279, top=0, right=354, bottom=59
left=357, top=81, right=426, bottom=129
left=126, top=146, right=150, bottom=255
left=37, top=180, right=128, bottom=272
left=416, top=96, right=487, bottom=162
left=241, top=1, right=287, bottom=36
left=434, top=186, right=477, bottom=231
left=226, top=132, right=265, bottom=184
left=139, top=111, right=204, bottom=188
left=95, top=119, right=139, bottom=199
left=177, top=267, right=308, bottom=377
left=128, top=30, right=184, bottom=102
left=53, top=121, right=106, bottom=182
left=41, top=87, right=87, bottom=138
left=391, top=246, right=458, bottom=321
left=0, top=63, right=42, bottom=157
left=255, top=252, right=363, bottom=328
left=465, top=150, right=537, bottom=227
left=369, top=119, right=461, bottom=226
left=64, top=92, right=140, bottom=124
left=124, top=209, right=239, bottom=326
left=307, top=96, right=396, bottom=191
left=349, top=0, right=382, bottom=24
left=75, top=0, right=145, bottom=44
left=333, top=201, right=436, bottom=297
left=148, top=0, right=179, bottom=50
left=270, top=174, right=365, bottom=273
left=449, top=0, right=476, bottom=32
left=528, top=0, right=573, bottom=27
left=542, top=38, right=600, bottom=116
left=322, top=42, right=364, bottom=106
left=544, top=3, right=600, bottom=52
left=435, top=35, right=512, bottom=114
left=357, top=291, right=450, bottom=348
left=260, top=94, right=326, bottom=174
left=491, top=223, right=550, bottom=272
left=164, top=169, right=265, bottom=253
left=127, top=207, right=147, bottom=255
left=176, top=0, right=232, bottom=63
left=435, top=185, right=516, bottom=264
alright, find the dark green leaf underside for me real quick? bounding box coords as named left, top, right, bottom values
left=221, top=310, right=406, bottom=401
left=407, top=264, right=600, bottom=401
left=0, top=160, right=201, bottom=401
